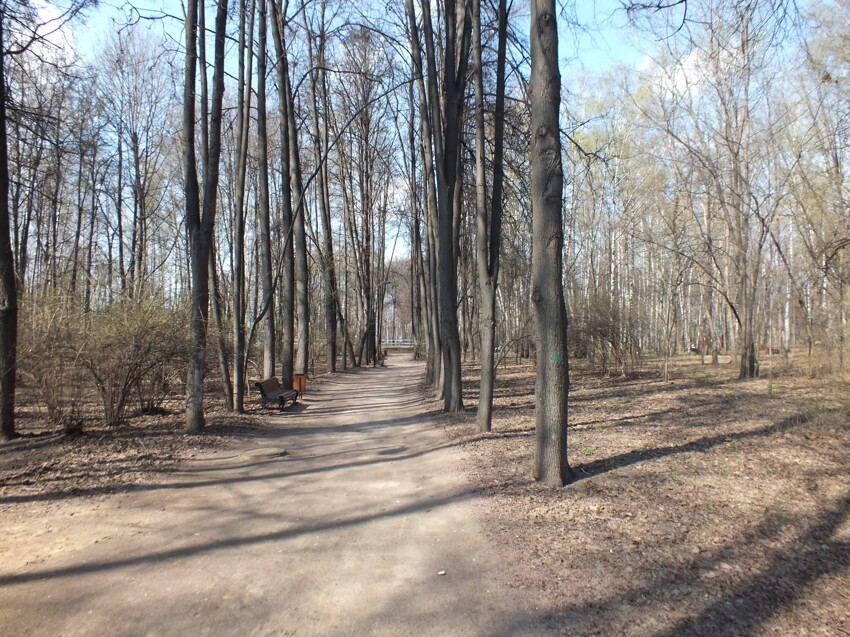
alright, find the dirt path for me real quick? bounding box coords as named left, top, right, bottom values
left=0, top=356, right=545, bottom=636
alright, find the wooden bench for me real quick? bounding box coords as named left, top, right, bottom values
left=254, top=377, right=299, bottom=410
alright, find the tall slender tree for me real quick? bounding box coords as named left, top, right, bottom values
left=257, top=0, right=275, bottom=378
left=305, top=0, right=338, bottom=373
left=473, top=0, right=508, bottom=432
left=0, top=9, right=18, bottom=440
left=184, top=0, right=228, bottom=433
left=419, top=0, right=471, bottom=412
left=270, top=0, right=295, bottom=387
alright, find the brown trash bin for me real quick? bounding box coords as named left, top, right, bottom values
left=293, top=373, right=307, bottom=398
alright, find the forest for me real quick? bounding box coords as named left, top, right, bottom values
left=0, top=0, right=842, bottom=439
left=1, top=0, right=849, bottom=633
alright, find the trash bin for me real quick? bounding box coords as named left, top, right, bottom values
left=293, top=373, right=307, bottom=397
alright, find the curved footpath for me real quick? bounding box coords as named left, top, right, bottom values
left=0, top=355, right=548, bottom=636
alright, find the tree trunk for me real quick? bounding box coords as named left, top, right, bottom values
left=257, top=0, right=275, bottom=378
left=210, top=247, right=234, bottom=411
left=284, top=56, right=310, bottom=376
left=530, top=0, right=574, bottom=485
left=473, top=0, right=507, bottom=433
left=70, top=139, right=85, bottom=294
left=0, top=15, right=18, bottom=441
left=232, top=0, right=255, bottom=411
left=185, top=0, right=228, bottom=433
left=84, top=151, right=98, bottom=312
left=270, top=0, right=295, bottom=389
left=419, top=0, right=469, bottom=412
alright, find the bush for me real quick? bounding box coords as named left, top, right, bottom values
left=571, top=294, right=642, bottom=377
left=18, top=295, right=83, bottom=433
left=76, top=298, right=189, bottom=426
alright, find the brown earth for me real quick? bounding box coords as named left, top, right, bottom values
left=427, top=354, right=850, bottom=636
left=2, top=353, right=849, bottom=636
left=0, top=356, right=547, bottom=636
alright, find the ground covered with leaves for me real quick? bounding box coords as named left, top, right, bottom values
left=427, top=354, right=850, bottom=636
left=3, top=355, right=849, bottom=635
left=0, top=390, right=276, bottom=512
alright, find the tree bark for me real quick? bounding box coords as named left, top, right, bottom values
left=209, top=246, right=234, bottom=411
left=185, top=0, right=228, bottom=433
left=284, top=54, right=310, bottom=376
left=270, top=0, right=295, bottom=389
left=232, top=0, right=255, bottom=411
left=473, top=0, right=507, bottom=433
left=257, top=0, right=275, bottom=378
left=403, top=0, right=442, bottom=388
left=419, top=0, right=470, bottom=412
left=0, top=14, right=18, bottom=441
left=529, top=0, right=574, bottom=485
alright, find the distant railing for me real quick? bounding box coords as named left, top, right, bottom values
left=383, top=339, right=414, bottom=347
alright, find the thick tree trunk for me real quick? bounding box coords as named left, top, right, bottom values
left=183, top=0, right=203, bottom=432
left=739, top=279, right=758, bottom=379
left=530, top=0, right=574, bottom=485
left=419, top=0, right=469, bottom=412
left=285, top=61, right=310, bottom=377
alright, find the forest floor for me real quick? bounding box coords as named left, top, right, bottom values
left=425, top=352, right=850, bottom=636
left=0, top=356, right=547, bottom=636
left=1, top=353, right=849, bottom=636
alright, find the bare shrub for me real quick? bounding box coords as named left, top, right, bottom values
left=572, top=294, right=642, bottom=377
left=18, top=295, right=84, bottom=433
left=76, top=299, right=189, bottom=426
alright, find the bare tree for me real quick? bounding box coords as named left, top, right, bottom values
left=529, top=0, right=574, bottom=485
left=257, top=0, right=275, bottom=378
left=305, top=0, right=338, bottom=373
left=270, top=0, right=295, bottom=389
left=418, top=0, right=471, bottom=412
left=473, top=0, right=508, bottom=432
left=0, top=9, right=17, bottom=440
left=184, top=0, right=228, bottom=433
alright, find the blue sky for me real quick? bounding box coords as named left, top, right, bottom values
left=73, top=0, right=179, bottom=59
left=568, top=0, right=649, bottom=71
left=74, top=0, right=651, bottom=72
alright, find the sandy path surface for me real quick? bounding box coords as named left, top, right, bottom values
left=0, top=355, right=546, bottom=636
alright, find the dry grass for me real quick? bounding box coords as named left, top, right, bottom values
left=0, top=364, right=344, bottom=513
left=0, top=384, right=288, bottom=512
left=427, top=353, right=850, bottom=636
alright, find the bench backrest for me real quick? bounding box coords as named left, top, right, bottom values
left=255, top=377, right=283, bottom=396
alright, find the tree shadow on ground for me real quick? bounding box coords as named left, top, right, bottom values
left=572, top=412, right=811, bottom=481
left=498, top=488, right=850, bottom=636
left=0, top=489, right=475, bottom=587
left=0, top=415, right=465, bottom=505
